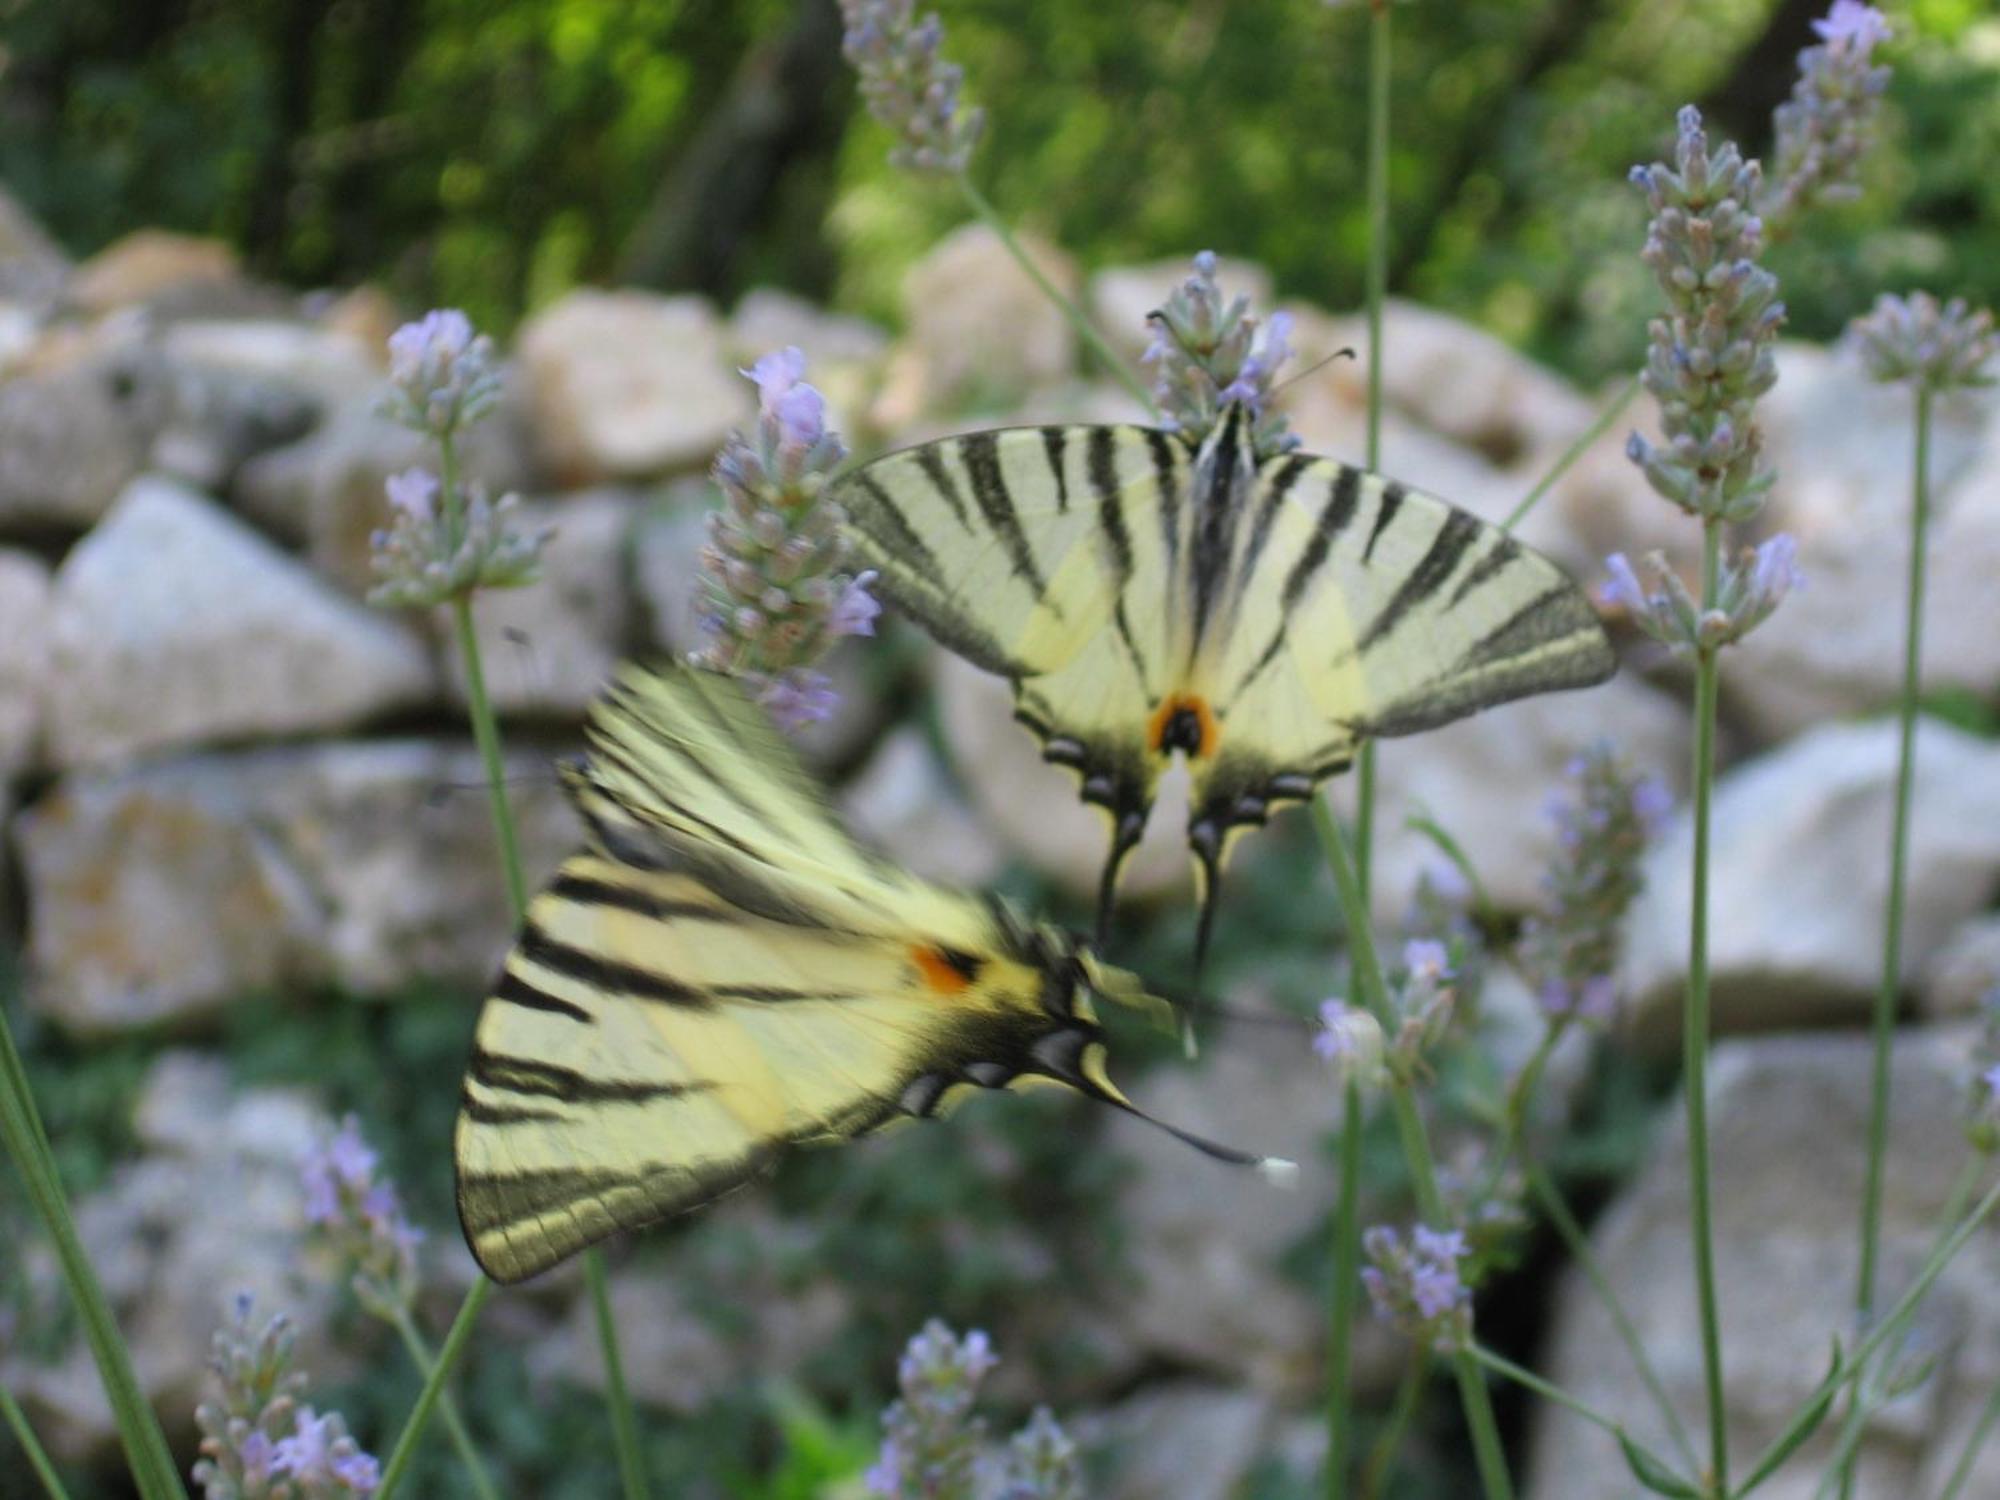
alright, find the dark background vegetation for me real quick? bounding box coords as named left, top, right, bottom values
left=4, top=0, right=1996, bottom=381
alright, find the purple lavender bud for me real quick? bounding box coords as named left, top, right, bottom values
left=870, top=1320, right=1000, bottom=1498
left=829, top=571, right=883, bottom=638
left=299, top=1116, right=423, bottom=1318
left=1848, top=293, right=1997, bottom=394
left=1360, top=1222, right=1474, bottom=1351
left=759, top=668, right=841, bottom=731
left=840, top=0, right=985, bottom=175
left=1764, top=4, right=1891, bottom=235
left=1145, top=252, right=1299, bottom=458
left=381, top=309, right=502, bottom=438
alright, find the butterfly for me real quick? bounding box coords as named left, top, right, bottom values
left=838, top=400, right=1615, bottom=964
left=454, top=659, right=1284, bottom=1283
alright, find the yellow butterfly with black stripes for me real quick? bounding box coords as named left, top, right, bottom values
left=454, top=659, right=1285, bottom=1283
left=837, top=400, right=1615, bottom=962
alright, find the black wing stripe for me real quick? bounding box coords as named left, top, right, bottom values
left=1459, top=582, right=1590, bottom=672
left=545, top=871, right=740, bottom=923
left=1039, top=427, right=1071, bottom=514
left=458, top=1095, right=569, bottom=1127
left=1088, top=427, right=1134, bottom=582
left=1445, top=533, right=1524, bottom=609
left=1237, top=452, right=1313, bottom=602
left=1357, top=508, right=1483, bottom=654
left=468, top=1048, right=710, bottom=1105
left=959, top=430, right=1050, bottom=597
left=489, top=969, right=595, bottom=1024
left=1361, top=480, right=1407, bottom=563
left=1280, top=465, right=1363, bottom=613
left=847, top=473, right=944, bottom=577
left=516, top=926, right=717, bottom=1011
left=1147, top=426, right=1183, bottom=578
left=914, top=445, right=973, bottom=530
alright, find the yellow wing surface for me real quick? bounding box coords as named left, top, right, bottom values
left=454, top=661, right=1268, bottom=1284
left=839, top=415, right=1615, bottom=956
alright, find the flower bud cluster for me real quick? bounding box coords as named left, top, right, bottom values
left=1627, top=107, right=1785, bottom=524
left=1964, top=991, right=2000, bottom=1155
left=1144, top=251, right=1300, bottom=460
left=840, top=0, right=985, bottom=175
left=1361, top=1223, right=1474, bottom=1353
left=1601, top=534, right=1802, bottom=655
left=1764, top=3, right=1892, bottom=235
left=193, top=1298, right=380, bottom=1499
left=1848, top=292, right=1997, bottom=395
left=367, top=311, right=548, bottom=609
left=299, top=1116, right=423, bottom=1318
left=697, top=347, right=878, bottom=730
left=1315, top=937, right=1463, bottom=1095
left=380, top=309, right=502, bottom=439
left=1518, top=744, right=1670, bottom=1024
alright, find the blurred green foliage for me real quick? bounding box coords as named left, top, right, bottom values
left=4, top=1, right=1996, bottom=382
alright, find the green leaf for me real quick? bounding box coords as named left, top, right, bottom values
left=1734, top=1339, right=1846, bottom=1494
left=1617, top=1430, right=1703, bottom=1499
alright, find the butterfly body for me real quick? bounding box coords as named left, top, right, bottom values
left=840, top=404, right=1615, bottom=953
left=454, top=662, right=1265, bottom=1284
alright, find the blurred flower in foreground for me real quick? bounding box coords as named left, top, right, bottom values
left=1519, top=744, right=1669, bottom=1024
left=193, top=1297, right=380, bottom=1499
left=841, top=0, right=984, bottom=175
left=368, top=311, right=548, bottom=609
left=1627, top=106, right=1784, bottom=525
left=1361, top=1223, right=1473, bottom=1353
left=1601, top=534, right=1801, bottom=655
left=1764, top=2, right=1892, bottom=234
left=1144, top=251, right=1299, bottom=459
left=867, top=1320, right=1082, bottom=1500
left=698, top=346, right=876, bottom=730
left=1849, top=293, right=1998, bottom=395
left=300, top=1115, right=423, bottom=1318
left=1315, top=998, right=1388, bottom=1093
left=1964, top=991, right=2000, bottom=1154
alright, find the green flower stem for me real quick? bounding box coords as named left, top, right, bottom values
left=1466, top=1343, right=1631, bottom=1447
left=1938, top=1372, right=2000, bottom=1500
left=1524, top=1162, right=1700, bottom=1473
left=388, top=1307, right=501, bottom=1500
left=1503, top=373, right=1643, bottom=534
left=1361, top=1359, right=1427, bottom=1500
left=377, top=1276, right=494, bottom=1499
left=1687, top=516, right=1730, bottom=1495
left=2, top=1383, right=71, bottom=1500
left=1312, top=798, right=1516, bottom=1500
left=1856, top=384, right=1933, bottom=1327
left=1327, top=1076, right=1365, bottom=1499
left=1329, top=10, right=1394, bottom=1491
left=0, top=1009, right=183, bottom=1500
left=1732, top=1176, right=2000, bottom=1499
left=588, top=1238, right=652, bottom=1500
left=954, top=174, right=1156, bottom=416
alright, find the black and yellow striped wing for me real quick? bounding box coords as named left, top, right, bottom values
left=839, top=413, right=1614, bottom=956
left=454, top=660, right=1264, bottom=1284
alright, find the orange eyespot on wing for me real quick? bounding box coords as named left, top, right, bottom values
left=1147, top=693, right=1220, bottom=759
left=911, top=945, right=984, bottom=995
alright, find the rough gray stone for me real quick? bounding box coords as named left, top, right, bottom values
left=45, top=476, right=435, bottom=766
left=1620, top=719, right=2000, bottom=1040
left=1529, top=1029, right=2000, bottom=1500
left=0, top=353, right=151, bottom=530
left=1081, top=1383, right=1279, bottom=1500
left=0, top=548, right=51, bottom=781
left=16, top=740, right=580, bottom=1032
left=840, top=727, right=1006, bottom=890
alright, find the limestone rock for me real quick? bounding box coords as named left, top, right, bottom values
left=1923, top=913, right=2000, bottom=1021
left=0, top=1051, right=344, bottom=1462
left=727, top=286, right=889, bottom=369
left=1727, top=355, right=2000, bottom=741
left=1087, top=255, right=1272, bottom=364
left=0, top=354, right=151, bottom=530
left=872, top=224, right=1077, bottom=427
left=1621, top=719, right=2000, bottom=1040
left=841, top=727, right=1006, bottom=889
left=1529, top=1029, right=2000, bottom=1500
left=1081, top=1383, right=1279, bottom=1500
left=517, top=290, right=746, bottom=483
left=1350, top=670, right=1687, bottom=922
left=16, top=739, right=580, bottom=1032
left=0, top=187, right=70, bottom=304
left=932, top=649, right=1189, bottom=907
left=630, top=479, right=712, bottom=656
left=45, top=476, right=434, bottom=765
left=0, top=549, right=51, bottom=780
left=233, top=389, right=534, bottom=595
left=69, top=230, right=243, bottom=315
left=440, top=489, right=638, bottom=718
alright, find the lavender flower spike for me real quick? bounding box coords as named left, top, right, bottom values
left=1763, top=3, right=1892, bottom=235
left=697, top=346, right=872, bottom=731
left=1627, top=106, right=1785, bottom=525
left=300, top=1115, right=424, bottom=1318
left=1361, top=1223, right=1474, bottom=1352
left=381, top=309, right=502, bottom=438
left=868, top=1320, right=997, bottom=1500
left=1849, top=292, right=1998, bottom=395
left=841, top=0, right=985, bottom=174
left=1144, top=252, right=1299, bottom=459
